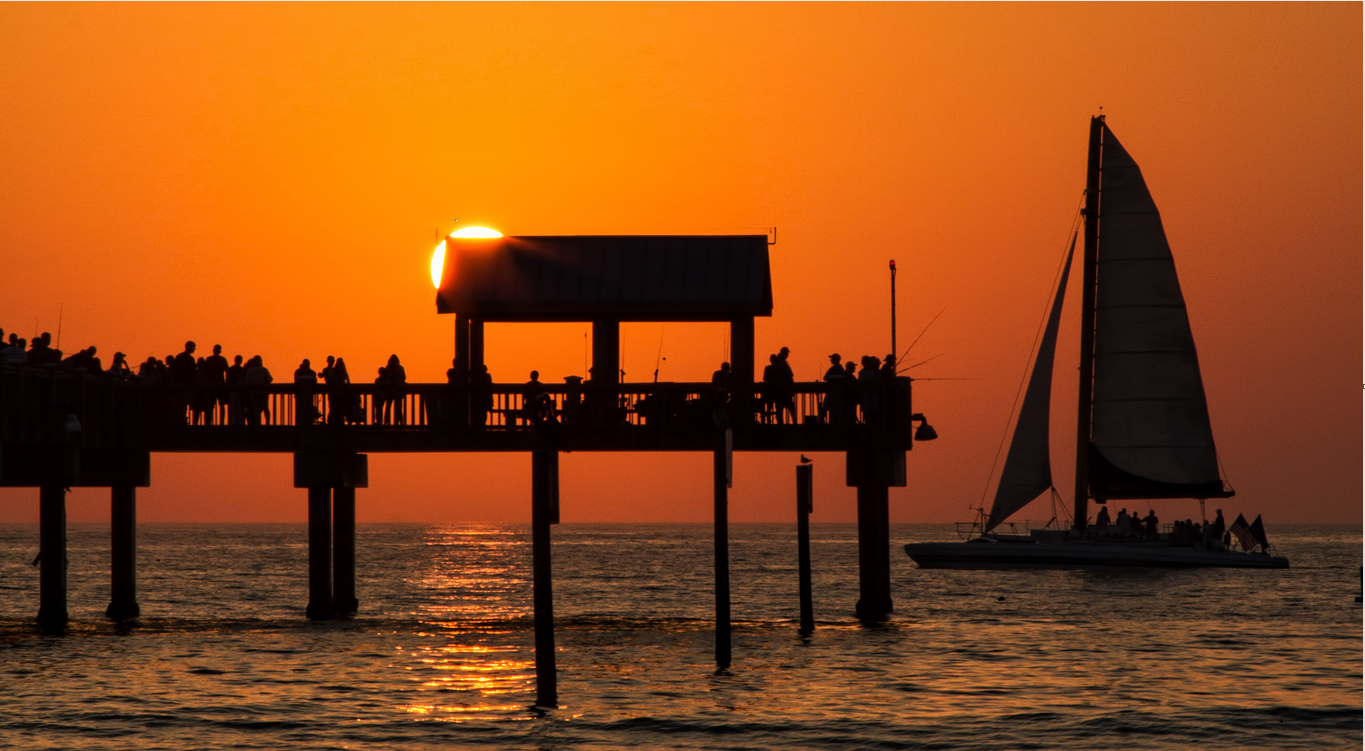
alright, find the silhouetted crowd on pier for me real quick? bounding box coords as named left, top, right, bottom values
left=3, top=325, right=906, bottom=431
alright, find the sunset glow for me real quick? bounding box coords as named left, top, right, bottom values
left=430, top=240, right=446, bottom=289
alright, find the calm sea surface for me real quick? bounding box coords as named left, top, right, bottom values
left=0, top=522, right=1358, bottom=750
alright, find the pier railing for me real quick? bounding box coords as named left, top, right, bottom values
left=1, top=364, right=912, bottom=453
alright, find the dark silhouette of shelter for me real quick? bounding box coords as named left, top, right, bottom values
left=435, top=235, right=772, bottom=390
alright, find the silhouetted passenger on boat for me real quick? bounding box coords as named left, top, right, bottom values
left=2, top=336, right=28, bottom=366
left=1095, top=505, right=1112, bottom=528
left=1144, top=510, right=1159, bottom=539
left=172, top=341, right=198, bottom=384
left=29, top=333, right=60, bottom=366
left=108, top=352, right=131, bottom=379
left=1210, top=509, right=1225, bottom=541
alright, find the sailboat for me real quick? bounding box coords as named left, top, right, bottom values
left=906, top=116, right=1288, bottom=569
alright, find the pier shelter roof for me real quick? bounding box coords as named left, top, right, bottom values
left=435, top=235, right=772, bottom=322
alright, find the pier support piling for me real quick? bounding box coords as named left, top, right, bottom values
left=306, top=486, right=333, bottom=620
left=106, top=485, right=141, bottom=620
left=854, top=483, right=893, bottom=622
left=796, top=463, right=814, bottom=634
left=37, top=484, right=67, bottom=633
left=332, top=487, right=358, bottom=615
left=531, top=448, right=559, bottom=707
left=714, top=430, right=732, bottom=669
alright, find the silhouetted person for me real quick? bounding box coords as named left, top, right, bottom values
left=761, top=354, right=779, bottom=424
left=1095, top=505, right=1111, bottom=527
left=822, top=354, right=846, bottom=424
left=2, top=337, right=29, bottom=365
left=472, top=363, right=493, bottom=428
left=712, top=361, right=732, bottom=387
left=1210, top=509, right=1226, bottom=541
left=774, top=346, right=796, bottom=425
left=857, top=356, right=879, bottom=421
left=108, top=352, right=131, bottom=379
left=373, top=367, right=388, bottom=424
left=329, top=357, right=356, bottom=424
left=242, top=355, right=272, bottom=426
left=1144, top=510, right=1159, bottom=539
left=881, top=354, right=897, bottom=380
left=172, top=341, right=198, bottom=384
left=522, top=370, right=547, bottom=427
left=138, top=356, right=162, bottom=383
left=295, top=359, right=320, bottom=424
left=383, top=355, right=407, bottom=424
left=226, top=354, right=245, bottom=425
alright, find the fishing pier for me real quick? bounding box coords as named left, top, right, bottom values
left=0, top=235, right=929, bottom=706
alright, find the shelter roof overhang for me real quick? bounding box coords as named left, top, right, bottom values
left=435, top=235, right=773, bottom=323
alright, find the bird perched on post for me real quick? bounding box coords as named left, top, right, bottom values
left=799, top=455, right=812, bottom=464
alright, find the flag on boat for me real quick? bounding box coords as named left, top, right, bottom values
left=1229, top=514, right=1256, bottom=551
left=1248, top=515, right=1270, bottom=551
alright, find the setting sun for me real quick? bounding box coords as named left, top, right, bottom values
left=431, top=227, right=503, bottom=288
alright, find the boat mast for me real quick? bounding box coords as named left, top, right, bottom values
left=1074, top=115, right=1104, bottom=531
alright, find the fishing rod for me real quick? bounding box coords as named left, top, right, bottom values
left=896, top=306, right=947, bottom=366
left=653, top=324, right=666, bottom=383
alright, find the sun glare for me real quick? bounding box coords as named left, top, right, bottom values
left=431, top=227, right=502, bottom=288
left=451, top=226, right=503, bottom=239
left=429, top=240, right=446, bottom=289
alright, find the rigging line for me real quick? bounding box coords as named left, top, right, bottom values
left=976, top=199, right=1086, bottom=513
left=896, top=306, right=947, bottom=366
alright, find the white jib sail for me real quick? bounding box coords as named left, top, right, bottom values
left=1090, top=125, right=1223, bottom=489
left=985, top=238, right=1075, bottom=532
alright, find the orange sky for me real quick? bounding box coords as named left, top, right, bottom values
left=0, top=4, right=1359, bottom=525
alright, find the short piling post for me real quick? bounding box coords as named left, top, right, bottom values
left=332, top=486, right=358, bottom=615
left=531, top=448, right=559, bottom=707
left=38, top=484, right=68, bottom=633
left=305, top=486, right=333, bottom=620
left=796, top=462, right=814, bottom=635
left=106, top=485, right=141, bottom=620
left=714, top=429, right=732, bottom=669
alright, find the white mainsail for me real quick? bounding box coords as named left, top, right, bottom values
left=1089, top=125, right=1226, bottom=497
left=985, top=238, right=1075, bottom=532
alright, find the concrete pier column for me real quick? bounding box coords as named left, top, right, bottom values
left=714, top=430, right=732, bottom=669
left=294, top=452, right=367, bottom=621
left=531, top=448, right=559, bottom=707
left=306, top=486, right=333, bottom=620
left=332, top=487, right=358, bottom=615
left=728, top=317, right=755, bottom=426
left=854, top=483, right=893, bottom=622
left=37, top=484, right=67, bottom=633
left=106, top=485, right=141, bottom=620
left=796, top=463, right=814, bottom=635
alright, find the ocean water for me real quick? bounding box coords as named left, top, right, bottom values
left=0, top=522, right=1358, bottom=750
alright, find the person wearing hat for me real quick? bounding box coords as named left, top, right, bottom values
left=822, top=354, right=846, bottom=424
left=108, top=351, right=131, bottom=379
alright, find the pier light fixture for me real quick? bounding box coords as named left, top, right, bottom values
left=910, top=413, right=938, bottom=442
left=430, top=226, right=504, bottom=289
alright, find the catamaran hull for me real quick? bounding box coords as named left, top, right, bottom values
left=904, top=541, right=1289, bottom=570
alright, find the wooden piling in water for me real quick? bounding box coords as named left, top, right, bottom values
left=106, top=485, right=140, bottom=620
left=332, top=487, right=358, bottom=615
left=531, top=448, right=559, bottom=707
left=854, top=483, right=893, bottom=622
left=38, top=484, right=67, bottom=633
left=306, top=486, right=332, bottom=620
left=796, top=463, right=814, bottom=634
left=714, top=430, right=732, bottom=669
